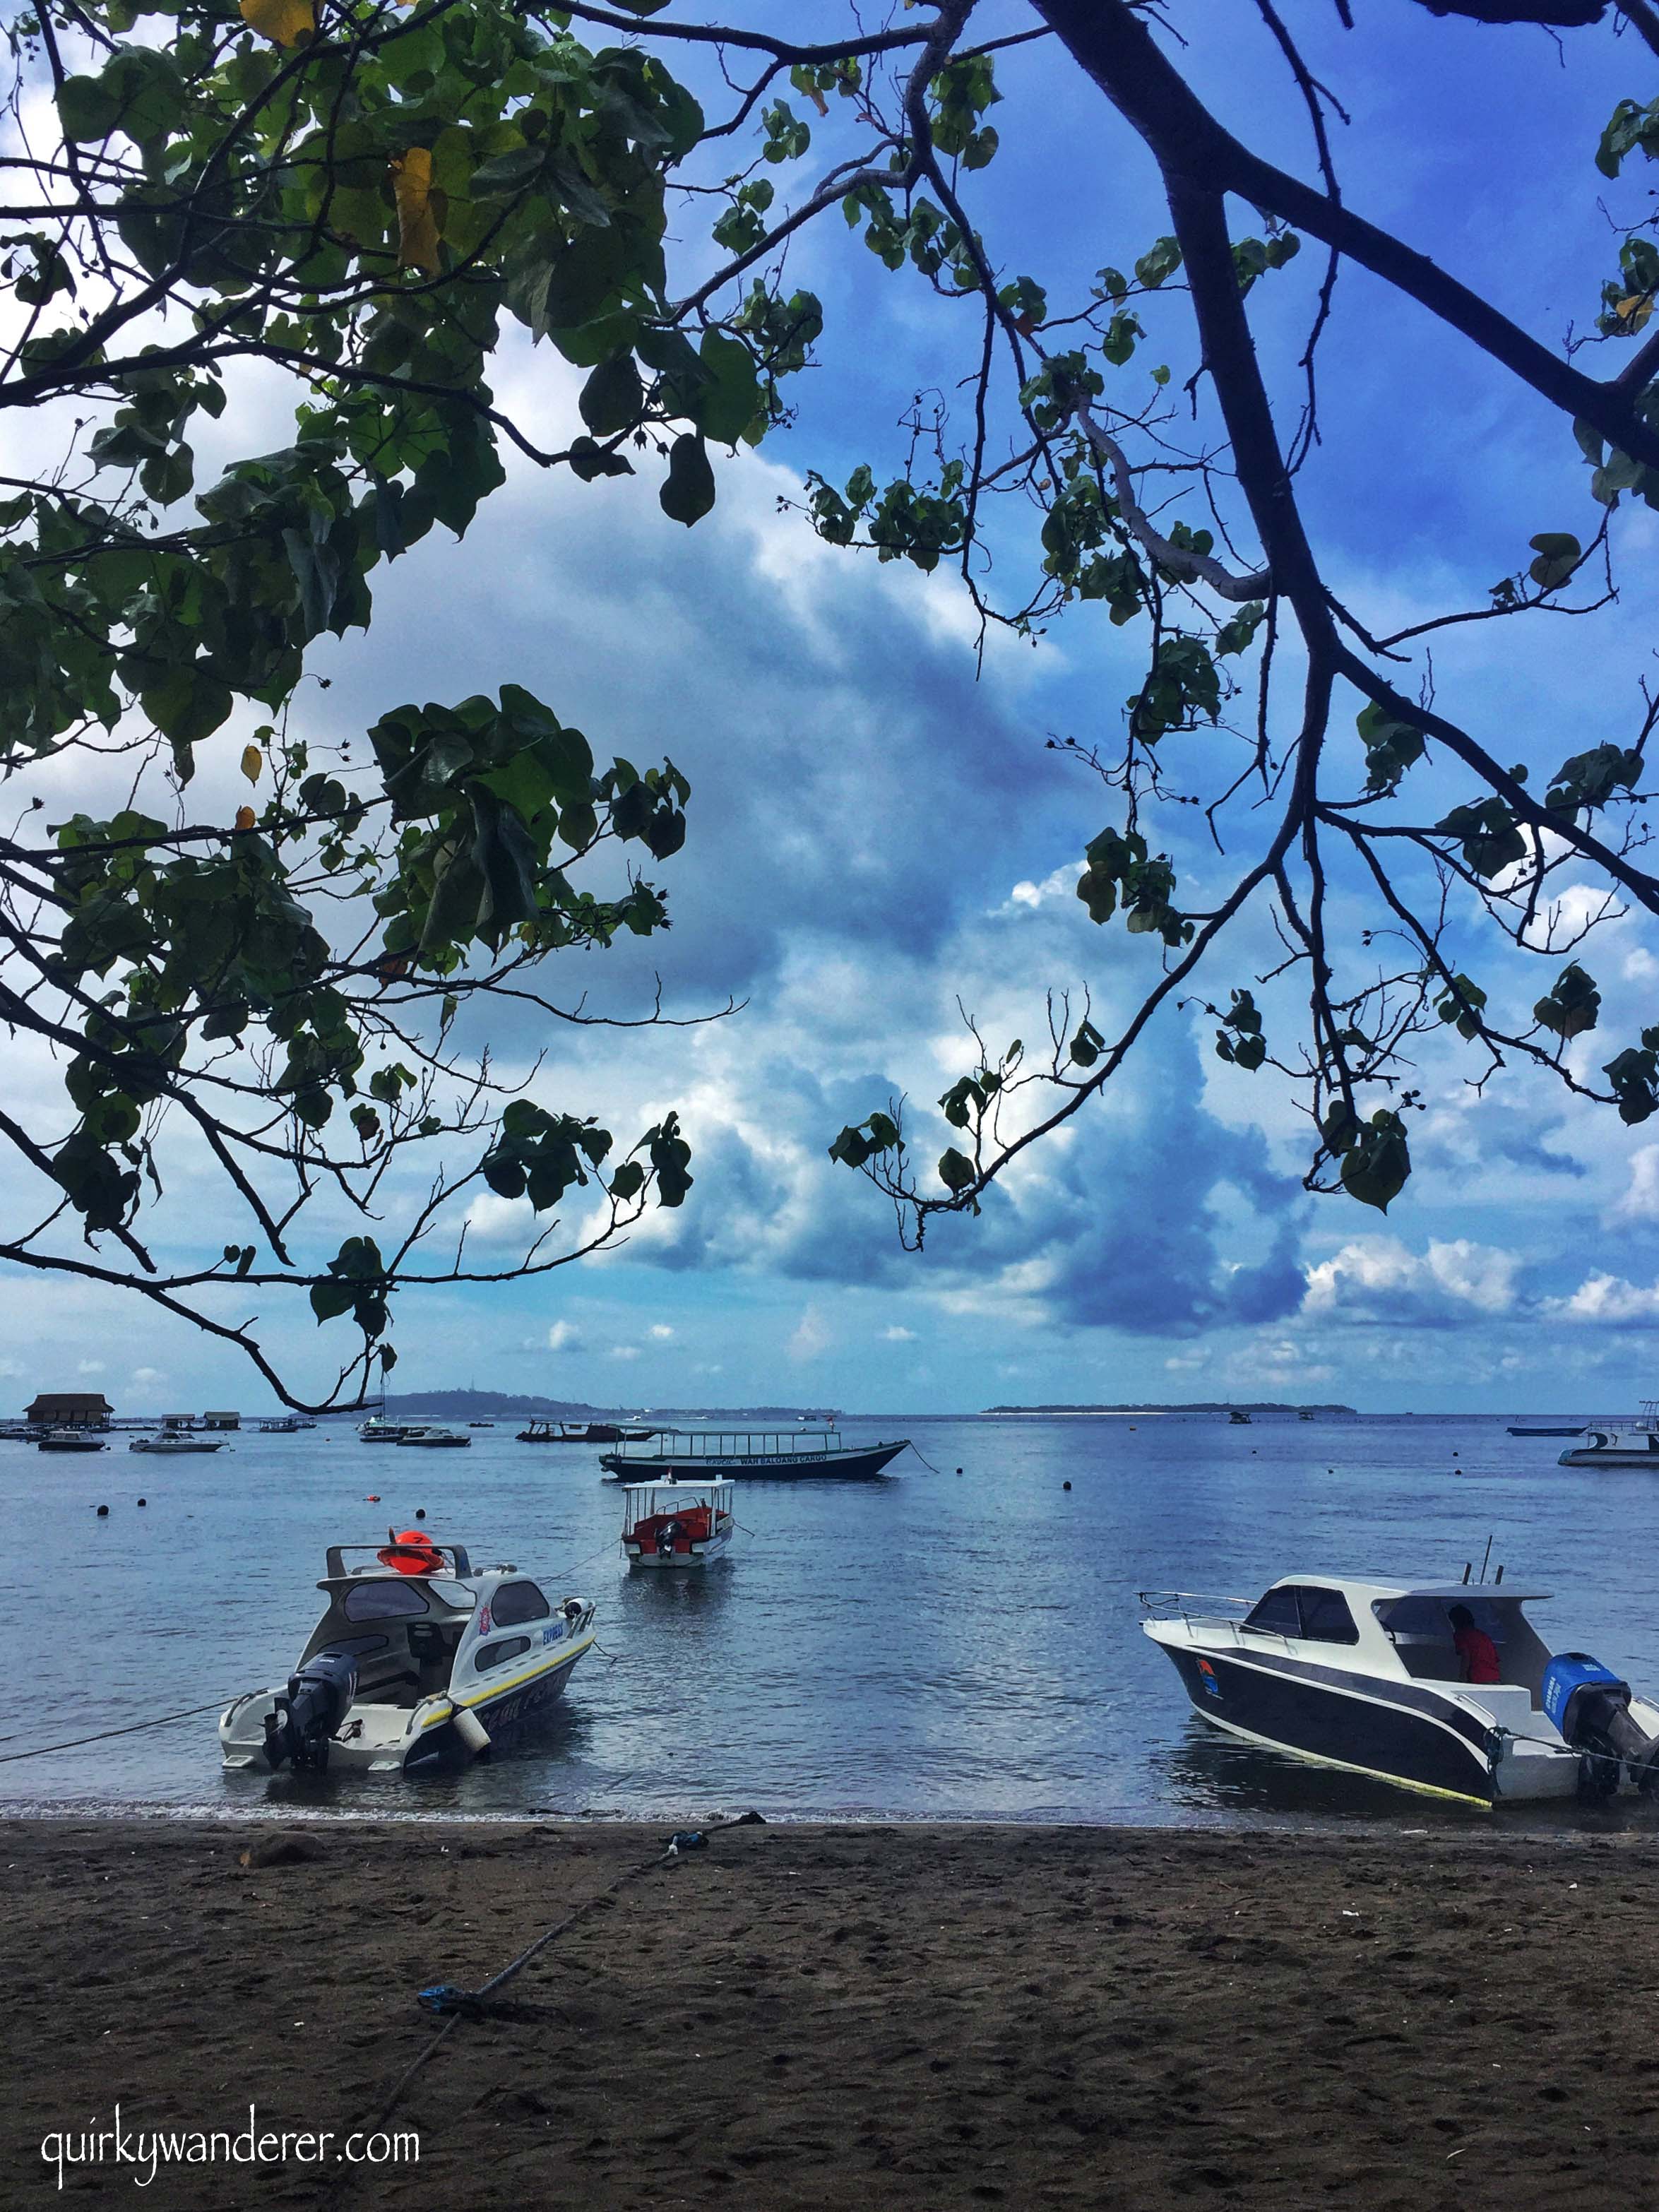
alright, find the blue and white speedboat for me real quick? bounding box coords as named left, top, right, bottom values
left=1143, top=1574, right=1659, bottom=1806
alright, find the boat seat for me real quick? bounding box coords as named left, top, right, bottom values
left=1462, top=1685, right=1542, bottom=1730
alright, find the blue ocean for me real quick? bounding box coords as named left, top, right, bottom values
left=4, top=1411, right=1654, bottom=1826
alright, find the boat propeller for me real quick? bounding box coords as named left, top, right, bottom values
left=262, top=1651, right=359, bottom=1773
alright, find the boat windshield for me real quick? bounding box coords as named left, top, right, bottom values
left=1241, top=1585, right=1360, bottom=1645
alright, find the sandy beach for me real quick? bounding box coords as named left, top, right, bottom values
left=5, top=1816, right=1657, bottom=2207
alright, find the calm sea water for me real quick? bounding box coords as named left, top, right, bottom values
left=4, top=1413, right=1657, bottom=1829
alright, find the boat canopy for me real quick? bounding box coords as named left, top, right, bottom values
left=1391, top=1584, right=1551, bottom=1603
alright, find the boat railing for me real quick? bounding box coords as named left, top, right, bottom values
left=610, top=1427, right=840, bottom=1458
left=1137, top=1590, right=1259, bottom=1628
left=324, top=1542, right=473, bottom=1578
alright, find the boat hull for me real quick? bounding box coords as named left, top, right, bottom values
left=1158, top=1639, right=1504, bottom=1803
left=624, top=1528, right=735, bottom=1569
left=600, top=1440, right=905, bottom=1482
left=220, top=1634, right=593, bottom=1776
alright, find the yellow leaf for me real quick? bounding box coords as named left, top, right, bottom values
left=391, top=148, right=441, bottom=275
left=239, top=0, right=314, bottom=48
left=240, top=744, right=263, bottom=785
left=234, top=805, right=256, bottom=831
left=1617, top=293, right=1653, bottom=331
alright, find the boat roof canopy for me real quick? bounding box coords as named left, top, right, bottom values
left=1392, top=1583, right=1550, bottom=1603
left=1268, top=1573, right=1550, bottom=1605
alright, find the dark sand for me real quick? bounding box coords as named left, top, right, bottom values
left=5, top=1817, right=1658, bottom=2207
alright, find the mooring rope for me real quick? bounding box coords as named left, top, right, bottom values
left=0, top=1698, right=232, bottom=1764
left=344, top=1812, right=768, bottom=2146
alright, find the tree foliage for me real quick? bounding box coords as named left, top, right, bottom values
left=6, top=0, right=1659, bottom=1394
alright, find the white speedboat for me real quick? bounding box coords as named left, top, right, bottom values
left=129, top=1433, right=226, bottom=1454
left=621, top=1475, right=735, bottom=1569
left=1143, top=1574, right=1659, bottom=1805
left=220, top=1533, right=595, bottom=1775
left=1559, top=1404, right=1659, bottom=1466
left=359, top=1417, right=413, bottom=1444
left=398, top=1424, right=471, bottom=1449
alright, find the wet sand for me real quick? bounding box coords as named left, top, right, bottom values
left=4, top=1816, right=1656, bottom=2206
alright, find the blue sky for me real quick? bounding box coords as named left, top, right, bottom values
left=8, top=2, right=1659, bottom=1415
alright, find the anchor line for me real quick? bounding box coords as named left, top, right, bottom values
left=0, top=1698, right=234, bottom=1764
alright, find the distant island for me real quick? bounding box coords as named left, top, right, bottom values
left=982, top=1401, right=1357, bottom=1415
left=331, top=1389, right=840, bottom=1423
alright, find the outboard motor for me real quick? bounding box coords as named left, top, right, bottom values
left=263, top=1650, right=359, bottom=1773
left=1541, top=1653, right=1659, bottom=1800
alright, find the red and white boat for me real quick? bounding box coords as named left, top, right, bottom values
left=620, top=1476, right=735, bottom=1569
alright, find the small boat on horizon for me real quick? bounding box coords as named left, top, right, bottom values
left=1143, top=1574, right=1659, bottom=1805
left=600, top=1427, right=906, bottom=1482
left=219, top=1533, right=595, bottom=1775
left=258, top=1415, right=316, bottom=1434
left=129, top=1433, right=227, bottom=1455
left=359, top=1417, right=413, bottom=1444
left=397, top=1424, right=471, bottom=1449
left=621, top=1475, right=735, bottom=1568
left=1508, top=1425, right=1583, bottom=1438
left=518, top=1419, right=658, bottom=1444
left=1228, top=1409, right=1252, bottom=1425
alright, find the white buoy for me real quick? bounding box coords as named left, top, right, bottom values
left=451, top=1706, right=491, bottom=1759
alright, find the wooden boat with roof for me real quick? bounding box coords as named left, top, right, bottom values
left=621, top=1474, right=735, bottom=1567
left=599, top=1426, right=906, bottom=1482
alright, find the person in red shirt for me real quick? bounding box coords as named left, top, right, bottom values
left=1448, top=1603, right=1502, bottom=1684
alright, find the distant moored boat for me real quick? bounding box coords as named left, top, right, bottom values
left=600, top=1427, right=906, bottom=1482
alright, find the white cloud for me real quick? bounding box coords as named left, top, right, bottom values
left=883, top=1325, right=917, bottom=1342
left=1609, top=1143, right=1659, bottom=1223
left=1304, top=1236, right=1522, bottom=1320
left=130, top=1367, right=165, bottom=1386
left=462, top=1191, right=533, bottom=1245
left=648, top=1324, right=674, bottom=1340
left=77, top=1359, right=105, bottom=1376
left=546, top=1321, right=583, bottom=1352
left=1624, top=946, right=1659, bottom=982
left=610, top=1344, right=642, bottom=1361
left=1550, top=1272, right=1659, bottom=1324
left=788, top=1306, right=831, bottom=1360
left=0, top=1357, right=21, bottom=1380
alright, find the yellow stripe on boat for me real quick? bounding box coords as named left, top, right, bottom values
left=418, top=1634, right=594, bottom=1728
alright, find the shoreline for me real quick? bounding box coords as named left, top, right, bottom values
left=6, top=1816, right=1655, bottom=2205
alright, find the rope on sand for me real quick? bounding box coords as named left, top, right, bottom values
left=345, top=1812, right=768, bottom=2143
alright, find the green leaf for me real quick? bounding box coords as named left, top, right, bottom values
left=1527, top=532, right=1582, bottom=590
left=610, top=1159, right=646, bottom=1202
left=938, top=1147, right=977, bottom=1193
left=1533, top=962, right=1600, bottom=1040
left=57, top=73, right=119, bottom=143
left=1338, top=1111, right=1410, bottom=1213
left=309, top=1280, right=357, bottom=1323
left=579, top=355, right=645, bottom=436
left=659, top=434, right=715, bottom=526
left=689, top=331, right=762, bottom=444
